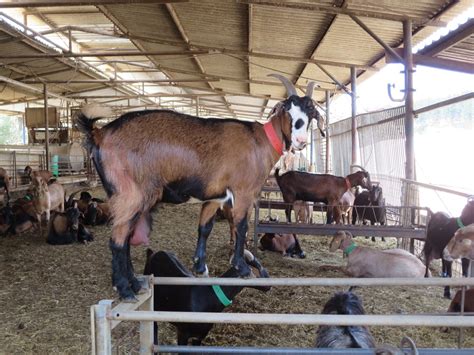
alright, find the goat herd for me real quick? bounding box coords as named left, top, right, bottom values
left=0, top=165, right=109, bottom=245
left=1, top=75, right=473, bottom=351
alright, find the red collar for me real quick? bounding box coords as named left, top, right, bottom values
left=345, top=177, right=351, bottom=190
left=263, top=121, right=284, bottom=156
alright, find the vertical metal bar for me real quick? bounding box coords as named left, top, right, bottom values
left=195, top=96, right=199, bottom=116
left=92, top=301, right=113, bottom=355
left=139, top=276, right=154, bottom=355
left=309, top=122, right=314, bottom=172
left=68, top=28, right=72, bottom=53
left=351, top=66, right=359, bottom=172
left=325, top=90, right=330, bottom=174
left=403, top=20, right=415, bottom=253
left=43, top=84, right=50, bottom=170
left=66, top=101, right=70, bottom=143
left=253, top=199, right=260, bottom=251
left=13, top=151, right=17, bottom=188
left=404, top=20, right=415, bottom=182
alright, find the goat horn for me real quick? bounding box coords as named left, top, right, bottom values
left=305, top=81, right=316, bottom=98
left=350, top=164, right=367, bottom=173
left=268, top=74, right=297, bottom=97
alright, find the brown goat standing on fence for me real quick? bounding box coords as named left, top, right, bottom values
left=75, top=75, right=322, bottom=301
left=275, top=169, right=371, bottom=224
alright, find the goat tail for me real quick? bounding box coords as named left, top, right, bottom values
left=74, top=105, right=112, bottom=151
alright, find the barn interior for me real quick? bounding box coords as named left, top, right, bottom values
left=0, top=0, right=473, bottom=354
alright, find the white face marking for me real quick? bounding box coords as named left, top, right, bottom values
left=288, top=102, right=309, bottom=150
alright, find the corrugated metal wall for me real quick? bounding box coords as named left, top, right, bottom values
left=314, top=105, right=406, bottom=206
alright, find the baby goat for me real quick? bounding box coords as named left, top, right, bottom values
left=143, top=249, right=270, bottom=346
left=75, top=74, right=321, bottom=301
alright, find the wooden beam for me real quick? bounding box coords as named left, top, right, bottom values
left=386, top=48, right=474, bottom=74
left=0, top=0, right=188, bottom=8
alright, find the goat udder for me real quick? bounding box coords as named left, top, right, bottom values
left=130, top=214, right=151, bottom=246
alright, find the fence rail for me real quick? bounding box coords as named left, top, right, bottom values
left=91, top=276, right=474, bottom=354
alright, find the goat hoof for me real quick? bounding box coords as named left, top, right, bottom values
left=193, top=264, right=209, bottom=277
left=297, top=251, right=306, bottom=259
left=122, top=295, right=139, bottom=303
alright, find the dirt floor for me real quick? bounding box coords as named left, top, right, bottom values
left=0, top=186, right=473, bottom=354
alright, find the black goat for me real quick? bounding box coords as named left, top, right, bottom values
left=0, top=202, right=36, bottom=236
left=352, top=185, right=386, bottom=242
left=47, top=202, right=94, bottom=245
left=143, top=249, right=270, bottom=346
left=315, top=292, right=375, bottom=348
left=83, top=201, right=110, bottom=226
left=423, top=199, right=474, bottom=299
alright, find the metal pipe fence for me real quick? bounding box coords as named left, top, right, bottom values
left=91, top=276, right=474, bottom=355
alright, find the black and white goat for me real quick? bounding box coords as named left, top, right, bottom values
left=352, top=185, right=386, bottom=242
left=315, top=291, right=375, bottom=349
left=143, top=249, right=270, bottom=346
left=75, top=74, right=322, bottom=301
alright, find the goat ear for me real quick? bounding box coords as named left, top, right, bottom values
left=146, top=248, right=154, bottom=260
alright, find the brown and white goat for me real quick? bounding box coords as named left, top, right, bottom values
left=258, top=232, right=305, bottom=258
left=293, top=200, right=312, bottom=223
left=445, top=224, right=474, bottom=261
left=447, top=289, right=474, bottom=313
left=339, top=189, right=355, bottom=225
left=75, top=75, right=322, bottom=301
left=31, top=176, right=65, bottom=233
left=275, top=169, right=371, bottom=224
left=0, top=167, right=11, bottom=203
left=329, top=231, right=426, bottom=278
left=24, top=166, right=53, bottom=184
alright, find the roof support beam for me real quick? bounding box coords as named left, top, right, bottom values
left=23, top=79, right=219, bottom=84
left=260, top=96, right=270, bottom=120
left=316, top=64, right=351, bottom=96
left=237, top=0, right=446, bottom=27
left=0, top=50, right=208, bottom=59
left=349, top=15, right=405, bottom=64
left=165, top=3, right=235, bottom=117
left=386, top=48, right=474, bottom=74
left=247, top=4, right=253, bottom=94
left=0, top=0, right=188, bottom=8
left=0, top=75, right=77, bottom=103
left=420, top=18, right=474, bottom=56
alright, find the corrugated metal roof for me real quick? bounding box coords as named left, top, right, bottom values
left=0, top=0, right=471, bottom=119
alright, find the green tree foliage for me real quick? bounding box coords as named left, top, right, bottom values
left=0, top=116, right=23, bottom=144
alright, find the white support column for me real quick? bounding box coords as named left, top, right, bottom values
left=139, top=276, right=154, bottom=355
left=91, top=300, right=113, bottom=355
